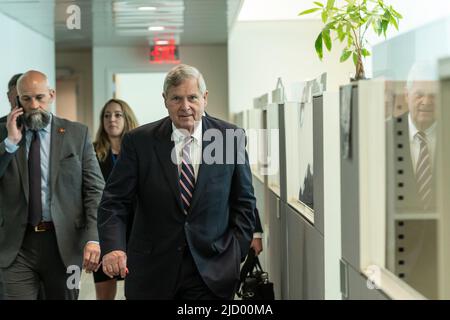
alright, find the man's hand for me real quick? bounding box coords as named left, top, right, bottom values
left=83, top=242, right=101, bottom=273
left=102, top=250, right=127, bottom=278
left=250, top=238, right=263, bottom=256
left=6, top=107, right=23, bottom=145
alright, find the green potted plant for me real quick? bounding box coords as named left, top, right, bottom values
left=299, top=0, right=402, bottom=80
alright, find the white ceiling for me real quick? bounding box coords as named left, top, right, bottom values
left=0, top=0, right=242, bottom=48
left=238, top=0, right=317, bottom=21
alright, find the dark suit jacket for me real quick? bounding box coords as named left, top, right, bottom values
left=97, top=150, right=134, bottom=240
left=205, top=113, right=263, bottom=234
left=94, top=150, right=133, bottom=283
left=98, top=116, right=256, bottom=299
left=254, top=208, right=263, bottom=233
left=0, top=116, right=6, bottom=124
left=98, top=150, right=115, bottom=182
left=0, top=116, right=105, bottom=268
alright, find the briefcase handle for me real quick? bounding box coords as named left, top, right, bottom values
left=239, top=248, right=266, bottom=282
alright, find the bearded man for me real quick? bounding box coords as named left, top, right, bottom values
left=0, top=70, right=104, bottom=300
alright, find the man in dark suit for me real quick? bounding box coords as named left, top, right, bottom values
left=0, top=70, right=105, bottom=299
left=0, top=73, right=23, bottom=124
left=390, top=78, right=437, bottom=212
left=98, top=64, right=256, bottom=300
left=0, top=73, right=23, bottom=300
left=203, top=111, right=263, bottom=255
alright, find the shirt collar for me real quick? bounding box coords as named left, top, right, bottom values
left=26, top=112, right=52, bottom=133
left=408, top=113, right=436, bottom=142
left=171, top=120, right=202, bottom=144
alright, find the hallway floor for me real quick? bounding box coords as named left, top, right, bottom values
left=78, top=271, right=125, bottom=300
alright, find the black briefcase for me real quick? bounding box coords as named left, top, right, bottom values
left=237, top=248, right=275, bottom=300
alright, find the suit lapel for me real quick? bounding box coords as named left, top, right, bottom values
left=189, top=117, right=214, bottom=213
left=154, top=118, right=185, bottom=213
left=50, top=117, right=64, bottom=193
left=16, top=135, right=29, bottom=203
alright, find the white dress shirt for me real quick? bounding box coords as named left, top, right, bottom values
left=171, top=121, right=202, bottom=179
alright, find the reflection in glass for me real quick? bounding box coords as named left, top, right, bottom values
left=386, top=76, right=439, bottom=299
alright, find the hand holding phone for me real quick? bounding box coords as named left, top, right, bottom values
left=6, top=98, right=24, bottom=145
left=15, top=96, right=24, bottom=128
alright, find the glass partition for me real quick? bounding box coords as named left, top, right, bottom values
left=351, top=73, right=450, bottom=299
left=247, top=108, right=265, bottom=183
left=266, top=103, right=280, bottom=196
left=284, top=101, right=314, bottom=223
left=385, top=80, right=439, bottom=299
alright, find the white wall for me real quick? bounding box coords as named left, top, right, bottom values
left=370, top=0, right=450, bottom=45
left=115, top=72, right=168, bottom=125
left=93, top=45, right=228, bottom=131
left=372, top=17, right=450, bottom=80
left=0, top=11, right=55, bottom=117
left=234, top=0, right=450, bottom=82
left=356, top=0, right=450, bottom=77
left=228, top=20, right=354, bottom=115
left=238, top=0, right=307, bottom=21
left=180, top=46, right=228, bottom=121
left=56, top=49, right=93, bottom=133
left=368, top=0, right=450, bottom=80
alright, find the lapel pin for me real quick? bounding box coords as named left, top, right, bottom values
left=58, top=127, right=65, bottom=134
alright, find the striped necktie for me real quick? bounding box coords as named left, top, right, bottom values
left=415, top=131, right=433, bottom=210
left=179, top=137, right=195, bottom=214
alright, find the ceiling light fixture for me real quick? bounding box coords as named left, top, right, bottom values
left=148, top=26, right=165, bottom=31
left=138, top=6, right=157, bottom=11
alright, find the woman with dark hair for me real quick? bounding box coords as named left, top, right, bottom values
left=93, top=98, right=138, bottom=300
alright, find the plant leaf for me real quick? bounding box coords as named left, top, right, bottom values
left=361, top=48, right=371, bottom=57
left=346, top=23, right=353, bottom=47
left=325, top=21, right=336, bottom=30
left=374, top=19, right=382, bottom=35
left=315, top=33, right=324, bottom=60
left=299, top=8, right=321, bottom=16
left=390, top=15, right=399, bottom=30
left=326, top=0, right=335, bottom=10
left=381, top=19, right=388, bottom=36
left=381, top=11, right=391, bottom=36
left=322, top=10, right=328, bottom=23
left=337, top=24, right=345, bottom=42
left=352, top=52, right=359, bottom=67
left=313, top=1, right=324, bottom=7
left=391, top=7, right=403, bottom=19
left=323, top=28, right=332, bottom=51
left=340, top=50, right=352, bottom=62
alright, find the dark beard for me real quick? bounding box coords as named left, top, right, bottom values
left=24, top=110, right=51, bottom=130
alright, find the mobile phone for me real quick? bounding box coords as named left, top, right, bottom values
left=15, top=96, right=24, bottom=128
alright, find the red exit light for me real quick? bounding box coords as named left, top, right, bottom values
left=150, top=38, right=180, bottom=64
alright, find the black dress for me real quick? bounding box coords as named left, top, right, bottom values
left=93, top=150, right=134, bottom=283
